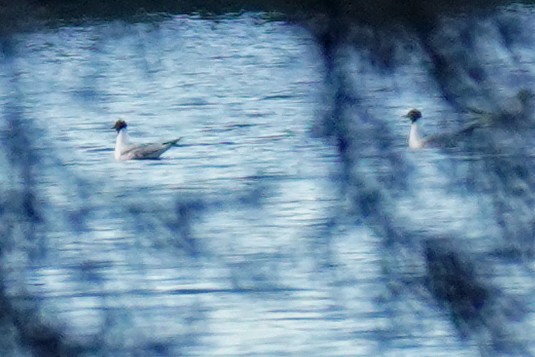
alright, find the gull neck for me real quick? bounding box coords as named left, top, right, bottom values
left=409, top=121, right=425, bottom=149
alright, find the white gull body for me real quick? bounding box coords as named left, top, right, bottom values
left=403, top=109, right=429, bottom=149
left=409, top=119, right=426, bottom=149
left=403, top=108, right=479, bottom=149
left=113, top=120, right=181, bottom=160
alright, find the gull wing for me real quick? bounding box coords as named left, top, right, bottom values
left=424, top=122, right=481, bottom=148
left=120, top=138, right=181, bottom=160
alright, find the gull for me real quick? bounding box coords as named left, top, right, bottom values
left=113, top=120, right=181, bottom=160
left=403, top=109, right=479, bottom=149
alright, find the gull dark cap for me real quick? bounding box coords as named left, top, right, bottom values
left=403, top=109, right=422, bottom=123
left=113, top=120, right=127, bottom=132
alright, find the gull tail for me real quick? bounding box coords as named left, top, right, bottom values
left=464, top=106, right=495, bottom=127
left=464, top=106, right=490, bottom=116
left=163, top=138, right=182, bottom=146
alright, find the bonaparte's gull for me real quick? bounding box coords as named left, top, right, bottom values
left=403, top=109, right=478, bottom=149
left=113, top=120, right=181, bottom=160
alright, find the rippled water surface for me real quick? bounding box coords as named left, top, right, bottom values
left=3, top=14, right=357, bottom=356
left=2, top=8, right=535, bottom=357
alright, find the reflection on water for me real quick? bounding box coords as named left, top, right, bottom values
left=1, top=7, right=535, bottom=357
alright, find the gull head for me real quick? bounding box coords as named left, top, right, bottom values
left=403, top=109, right=422, bottom=123
left=113, top=119, right=127, bottom=132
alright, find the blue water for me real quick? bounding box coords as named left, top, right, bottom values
left=1, top=8, right=535, bottom=357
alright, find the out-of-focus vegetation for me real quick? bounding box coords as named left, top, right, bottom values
left=2, top=0, right=535, bottom=356
left=0, top=0, right=520, bottom=29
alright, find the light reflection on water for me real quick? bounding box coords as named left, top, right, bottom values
left=5, top=13, right=371, bottom=356
left=1, top=10, right=533, bottom=357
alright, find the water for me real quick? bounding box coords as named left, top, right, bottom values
left=1, top=7, right=535, bottom=357
left=3, top=13, right=353, bottom=356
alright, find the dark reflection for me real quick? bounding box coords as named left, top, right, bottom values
left=1, top=0, right=535, bottom=356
